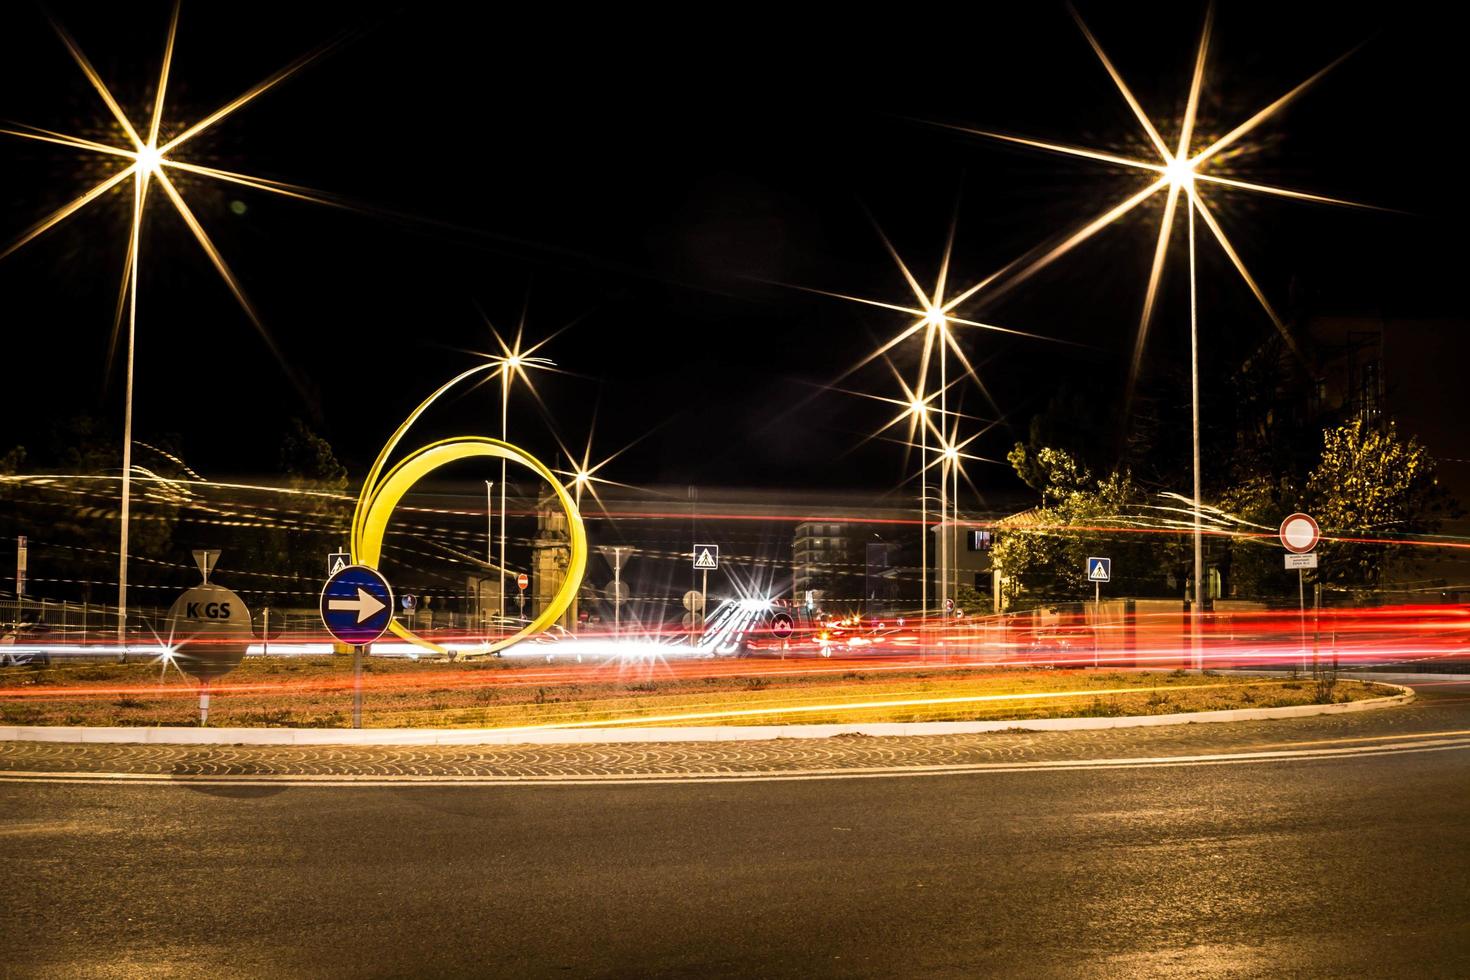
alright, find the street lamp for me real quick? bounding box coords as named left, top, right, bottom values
left=909, top=397, right=930, bottom=616
left=942, top=443, right=961, bottom=613
left=484, top=479, right=493, bottom=635
left=953, top=5, right=1376, bottom=664
left=481, top=332, right=556, bottom=628
left=0, top=7, right=342, bottom=647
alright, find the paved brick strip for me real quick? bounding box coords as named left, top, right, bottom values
left=0, top=699, right=1458, bottom=779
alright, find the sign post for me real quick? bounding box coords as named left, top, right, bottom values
left=1280, top=513, right=1321, bottom=675
left=192, top=549, right=220, bottom=585
left=693, top=545, right=718, bottom=639
left=15, top=535, right=26, bottom=599
left=682, top=590, right=705, bottom=647
left=1087, top=557, right=1111, bottom=667
left=320, top=564, right=395, bottom=730
left=167, top=553, right=250, bottom=725
left=597, top=546, right=630, bottom=639
left=516, top=572, right=528, bottom=622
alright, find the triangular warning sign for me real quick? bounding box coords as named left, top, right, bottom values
left=331, top=557, right=347, bottom=575
left=1089, top=561, right=1108, bottom=581
left=694, top=549, right=717, bottom=569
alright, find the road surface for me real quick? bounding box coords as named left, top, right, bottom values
left=3, top=677, right=1470, bottom=976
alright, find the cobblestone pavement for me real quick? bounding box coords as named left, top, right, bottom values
left=3, top=682, right=1467, bottom=779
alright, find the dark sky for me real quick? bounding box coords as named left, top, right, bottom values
left=1, top=1, right=1463, bottom=498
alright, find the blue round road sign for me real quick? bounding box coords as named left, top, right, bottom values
left=320, top=564, right=395, bottom=646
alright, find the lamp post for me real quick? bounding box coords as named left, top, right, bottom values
left=481, top=344, right=555, bottom=628
left=485, top=479, right=494, bottom=636
left=499, top=365, right=510, bottom=624
left=912, top=399, right=929, bottom=618
left=957, top=7, right=1372, bottom=670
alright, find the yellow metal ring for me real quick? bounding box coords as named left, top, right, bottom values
left=350, top=436, right=587, bottom=657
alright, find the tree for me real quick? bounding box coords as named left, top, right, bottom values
left=281, top=419, right=348, bottom=489
left=991, top=446, right=1180, bottom=609
left=252, top=420, right=351, bottom=595
left=1304, top=418, right=1447, bottom=590
left=0, top=417, right=187, bottom=604
left=1215, top=474, right=1298, bottom=599
left=0, top=445, right=23, bottom=475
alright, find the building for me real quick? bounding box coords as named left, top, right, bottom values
left=793, top=522, right=904, bottom=613
left=531, top=495, right=578, bottom=630
left=792, top=521, right=858, bottom=606
left=934, top=521, right=994, bottom=613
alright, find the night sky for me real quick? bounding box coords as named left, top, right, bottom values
left=1, top=1, right=1463, bottom=498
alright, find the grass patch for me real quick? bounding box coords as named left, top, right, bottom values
left=0, top=658, right=1391, bottom=729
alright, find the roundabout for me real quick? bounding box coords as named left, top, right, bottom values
left=4, top=677, right=1470, bottom=976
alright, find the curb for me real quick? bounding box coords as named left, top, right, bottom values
left=0, top=683, right=1415, bottom=747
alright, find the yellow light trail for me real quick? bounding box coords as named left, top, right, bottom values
left=504, top=681, right=1251, bottom=729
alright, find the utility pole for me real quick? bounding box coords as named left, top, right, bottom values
left=493, top=481, right=499, bottom=637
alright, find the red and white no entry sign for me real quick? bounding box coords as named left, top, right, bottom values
left=516, top=572, right=529, bottom=591
left=1279, top=513, right=1320, bottom=554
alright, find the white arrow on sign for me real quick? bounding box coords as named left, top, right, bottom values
left=329, top=587, right=387, bottom=624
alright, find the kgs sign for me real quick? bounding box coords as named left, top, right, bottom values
left=182, top=597, right=237, bottom=620
left=169, top=584, right=248, bottom=629
left=166, top=581, right=252, bottom=681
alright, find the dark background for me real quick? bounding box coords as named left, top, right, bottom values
left=0, top=1, right=1462, bottom=497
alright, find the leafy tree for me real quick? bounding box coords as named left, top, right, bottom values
left=954, top=581, right=989, bottom=617
left=1007, top=443, right=1093, bottom=506
left=1215, top=474, right=1298, bottom=599
left=0, top=445, right=23, bottom=475
left=281, top=418, right=348, bottom=489
left=992, top=446, right=1181, bottom=609
left=1304, top=418, right=1447, bottom=590
left=253, top=420, right=351, bottom=598
left=0, top=418, right=187, bottom=604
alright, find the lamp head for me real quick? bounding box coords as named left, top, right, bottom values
left=135, top=144, right=163, bottom=174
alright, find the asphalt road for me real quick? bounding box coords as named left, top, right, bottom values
left=4, top=681, right=1470, bottom=977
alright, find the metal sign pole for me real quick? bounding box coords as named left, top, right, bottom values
left=199, top=682, right=209, bottom=727
left=353, top=644, right=364, bottom=729
left=701, top=569, right=708, bottom=639
left=1313, top=581, right=1321, bottom=683
left=1298, top=569, right=1307, bottom=675
left=614, top=547, right=622, bottom=639
left=1094, top=580, right=1101, bottom=668
left=485, top=479, right=494, bottom=639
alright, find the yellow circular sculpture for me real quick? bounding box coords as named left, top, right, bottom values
left=348, top=365, right=587, bottom=657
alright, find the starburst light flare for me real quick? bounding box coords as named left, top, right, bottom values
left=946, top=2, right=1382, bottom=654
left=552, top=412, right=652, bottom=514
left=0, top=3, right=347, bottom=643
left=469, top=313, right=571, bottom=623
left=943, top=2, right=1381, bottom=382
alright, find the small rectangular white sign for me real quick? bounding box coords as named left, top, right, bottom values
left=1285, top=553, right=1318, bottom=569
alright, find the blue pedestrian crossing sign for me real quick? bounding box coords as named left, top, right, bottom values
left=1087, top=556, right=1111, bottom=583
left=320, top=564, right=395, bottom=646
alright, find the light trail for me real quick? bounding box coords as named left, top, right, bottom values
left=6, top=604, right=1469, bottom=711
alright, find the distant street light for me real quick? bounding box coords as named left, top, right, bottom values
left=0, top=6, right=342, bottom=645
left=481, top=328, right=557, bottom=626
left=955, top=5, right=1378, bottom=662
